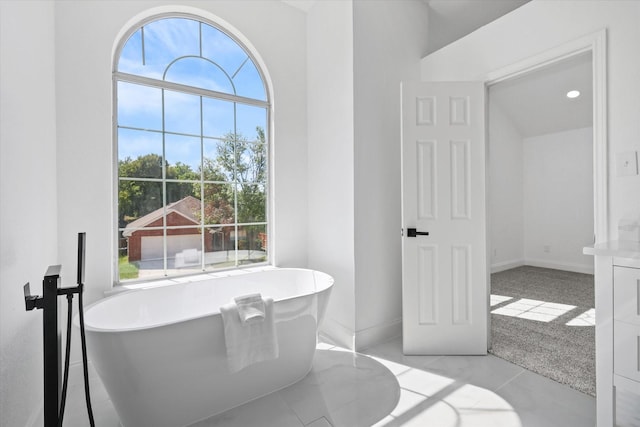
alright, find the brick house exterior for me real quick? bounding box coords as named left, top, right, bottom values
left=123, top=196, right=229, bottom=262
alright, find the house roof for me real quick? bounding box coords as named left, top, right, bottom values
left=123, top=195, right=201, bottom=237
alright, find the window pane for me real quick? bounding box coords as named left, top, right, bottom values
left=116, top=15, right=269, bottom=282
left=134, top=242, right=168, bottom=280
left=203, top=138, right=233, bottom=182
left=123, top=18, right=200, bottom=80
left=165, top=182, right=201, bottom=224
left=118, top=230, right=141, bottom=282
left=118, top=82, right=162, bottom=131
left=236, top=104, right=267, bottom=141
left=233, top=60, right=266, bottom=101
left=238, top=224, right=267, bottom=265
left=202, top=98, right=234, bottom=138
left=237, top=183, right=266, bottom=223
left=167, top=161, right=200, bottom=183
left=119, top=235, right=167, bottom=282
left=165, top=133, right=201, bottom=175
left=200, top=24, right=248, bottom=78
left=237, top=140, right=267, bottom=185
left=201, top=152, right=226, bottom=183
left=203, top=183, right=235, bottom=225
left=164, top=90, right=201, bottom=135
left=118, top=129, right=163, bottom=178
left=118, top=180, right=163, bottom=229
left=204, top=225, right=236, bottom=270
left=165, top=57, right=234, bottom=93
left=167, top=227, right=203, bottom=273
left=118, top=28, right=145, bottom=76
left=210, top=134, right=239, bottom=183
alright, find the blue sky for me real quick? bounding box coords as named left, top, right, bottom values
left=117, top=17, right=267, bottom=173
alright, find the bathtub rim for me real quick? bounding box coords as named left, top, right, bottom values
left=74, top=267, right=334, bottom=333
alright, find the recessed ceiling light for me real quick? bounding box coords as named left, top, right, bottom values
left=566, top=90, right=581, bottom=99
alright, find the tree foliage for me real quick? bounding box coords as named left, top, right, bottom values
left=213, top=127, right=266, bottom=224
left=118, top=127, right=266, bottom=230
left=199, top=158, right=235, bottom=225
left=118, top=154, right=198, bottom=227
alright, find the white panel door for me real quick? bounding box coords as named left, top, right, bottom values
left=401, top=81, right=487, bottom=355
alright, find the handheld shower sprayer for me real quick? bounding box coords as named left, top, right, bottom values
left=23, top=232, right=96, bottom=427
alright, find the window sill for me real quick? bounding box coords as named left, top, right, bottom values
left=105, top=264, right=276, bottom=297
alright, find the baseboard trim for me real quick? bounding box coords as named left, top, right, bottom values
left=319, top=317, right=355, bottom=350
left=319, top=317, right=403, bottom=352
left=491, top=259, right=525, bottom=273
left=524, top=258, right=594, bottom=275
left=355, top=318, right=402, bottom=352
left=491, top=258, right=594, bottom=275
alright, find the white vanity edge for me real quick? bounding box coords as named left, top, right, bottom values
left=583, top=239, right=640, bottom=427
left=583, top=240, right=640, bottom=259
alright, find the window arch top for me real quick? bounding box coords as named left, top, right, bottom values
left=117, top=17, right=266, bottom=101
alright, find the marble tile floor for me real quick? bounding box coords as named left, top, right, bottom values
left=58, top=337, right=595, bottom=427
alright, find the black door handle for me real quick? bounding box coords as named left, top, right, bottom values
left=407, top=228, right=429, bottom=237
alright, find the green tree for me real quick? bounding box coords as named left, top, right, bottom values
left=166, top=161, right=199, bottom=205
left=118, top=126, right=266, bottom=248
left=118, top=154, right=199, bottom=227
left=198, top=158, right=235, bottom=225
left=213, top=127, right=266, bottom=223
left=118, top=154, right=164, bottom=227
left=210, top=127, right=266, bottom=254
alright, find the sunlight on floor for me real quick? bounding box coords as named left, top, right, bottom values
left=58, top=335, right=595, bottom=427
left=372, top=374, right=523, bottom=426
left=490, top=294, right=513, bottom=306
left=491, top=294, right=596, bottom=326
left=565, top=308, right=596, bottom=326
left=491, top=297, right=576, bottom=322
left=362, top=352, right=522, bottom=427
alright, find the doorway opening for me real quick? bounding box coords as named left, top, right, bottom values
left=487, top=52, right=596, bottom=396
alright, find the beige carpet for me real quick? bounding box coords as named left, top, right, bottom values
left=489, top=265, right=595, bottom=396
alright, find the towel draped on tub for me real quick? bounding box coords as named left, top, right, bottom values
left=220, top=294, right=279, bottom=373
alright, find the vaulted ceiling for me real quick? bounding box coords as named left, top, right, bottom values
left=424, top=0, right=530, bottom=54
left=490, top=52, right=593, bottom=139
left=281, top=0, right=589, bottom=138
left=282, top=0, right=529, bottom=55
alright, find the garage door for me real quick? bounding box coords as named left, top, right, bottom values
left=141, top=235, right=202, bottom=260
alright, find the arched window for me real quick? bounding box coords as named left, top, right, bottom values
left=114, top=15, right=269, bottom=282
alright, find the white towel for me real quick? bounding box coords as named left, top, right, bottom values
left=220, top=296, right=278, bottom=373
left=234, top=293, right=265, bottom=324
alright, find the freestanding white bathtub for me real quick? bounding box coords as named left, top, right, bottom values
left=77, top=268, right=333, bottom=427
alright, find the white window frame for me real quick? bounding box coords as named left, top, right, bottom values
left=112, top=13, right=271, bottom=284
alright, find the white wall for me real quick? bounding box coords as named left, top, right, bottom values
left=352, top=0, right=429, bottom=348
left=523, top=127, right=594, bottom=273
left=49, top=1, right=308, bottom=370
left=421, top=0, right=640, bottom=241
left=307, top=0, right=430, bottom=350
left=489, top=103, right=524, bottom=271
left=489, top=98, right=594, bottom=275
left=307, top=0, right=356, bottom=348
left=0, top=2, right=59, bottom=426
left=54, top=0, right=308, bottom=311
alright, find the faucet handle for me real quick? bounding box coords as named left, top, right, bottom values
left=23, top=283, right=43, bottom=311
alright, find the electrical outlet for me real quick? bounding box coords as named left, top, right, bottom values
left=616, top=151, right=638, bottom=177
left=493, top=249, right=497, bottom=258
left=543, top=245, right=551, bottom=253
